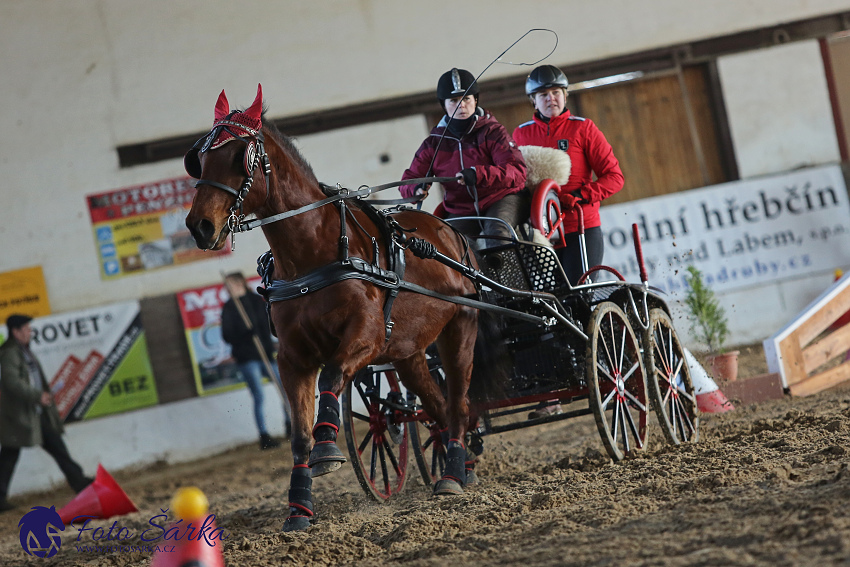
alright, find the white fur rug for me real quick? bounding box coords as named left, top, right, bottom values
left=519, top=145, right=572, bottom=190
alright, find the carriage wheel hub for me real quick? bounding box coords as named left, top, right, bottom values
left=667, top=372, right=680, bottom=398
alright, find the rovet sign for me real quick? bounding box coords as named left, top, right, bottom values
left=30, top=315, right=107, bottom=345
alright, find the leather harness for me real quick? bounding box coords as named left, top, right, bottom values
left=186, top=120, right=561, bottom=343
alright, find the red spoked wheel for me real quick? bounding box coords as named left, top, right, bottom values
left=644, top=308, right=699, bottom=444
left=586, top=302, right=650, bottom=461
left=410, top=419, right=446, bottom=487
left=342, top=366, right=412, bottom=501
left=530, top=179, right=567, bottom=248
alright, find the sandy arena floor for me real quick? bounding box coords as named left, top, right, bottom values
left=2, top=344, right=850, bottom=566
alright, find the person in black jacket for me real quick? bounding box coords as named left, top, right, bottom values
left=221, top=272, right=291, bottom=449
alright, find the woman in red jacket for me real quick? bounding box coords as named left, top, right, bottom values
left=513, top=65, right=624, bottom=419
left=400, top=68, right=527, bottom=246
left=512, top=65, right=624, bottom=285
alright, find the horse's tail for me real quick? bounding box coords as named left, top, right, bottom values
left=465, top=242, right=513, bottom=405
left=468, top=304, right=511, bottom=404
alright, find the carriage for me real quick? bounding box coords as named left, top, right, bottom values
left=341, top=182, right=700, bottom=501
left=184, top=84, right=700, bottom=530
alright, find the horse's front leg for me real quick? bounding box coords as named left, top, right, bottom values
left=306, top=363, right=348, bottom=476
left=280, top=363, right=320, bottom=532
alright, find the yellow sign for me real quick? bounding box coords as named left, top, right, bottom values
left=0, top=266, right=51, bottom=321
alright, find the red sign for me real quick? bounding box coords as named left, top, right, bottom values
left=87, top=178, right=196, bottom=223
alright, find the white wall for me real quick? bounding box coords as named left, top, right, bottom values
left=1, top=0, right=848, bottom=313
left=719, top=40, right=842, bottom=178
left=295, top=115, right=430, bottom=190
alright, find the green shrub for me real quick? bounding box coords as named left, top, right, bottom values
left=684, top=265, right=729, bottom=353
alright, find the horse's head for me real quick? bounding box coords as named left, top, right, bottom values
left=185, top=84, right=270, bottom=250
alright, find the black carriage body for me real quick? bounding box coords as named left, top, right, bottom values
left=476, top=241, right=668, bottom=401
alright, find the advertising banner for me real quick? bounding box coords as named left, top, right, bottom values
left=599, top=165, right=850, bottom=295
left=0, top=301, right=159, bottom=422
left=0, top=265, right=51, bottom=322
left=86, top=176, right=230, bottom=280
left=176, top=277, right=264, bottom=396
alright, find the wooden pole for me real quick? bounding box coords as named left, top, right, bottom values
left=222, top=272, right=290, bottom=431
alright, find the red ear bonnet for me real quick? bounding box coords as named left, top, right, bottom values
left=214, top=90, right=230, bottom=121
left=244, top=84, right=263, bottom=122
left=206, top=84, right=263, bottom=150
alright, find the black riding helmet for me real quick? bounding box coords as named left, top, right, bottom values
left=437, top=68, right=479, bottom=111
left=525, top=64, right=569, bottom=96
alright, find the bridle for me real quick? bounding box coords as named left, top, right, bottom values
left=184, top=111, right=271, bottom=248
left=184, top=112, right=453, bottom=250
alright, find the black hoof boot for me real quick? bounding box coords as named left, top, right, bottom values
left=282, top=514, right=312, bottom=532
left=433, top=478, right=464, bottom=495
left=308, top=440, right=346, bottom=476
left=308, top=391, right=346, bottom=476
left=433, top=438, right=466, bottom=496
left=283, top=465, right=313, bottom=532
left=465, top=437, right=482, bottom=486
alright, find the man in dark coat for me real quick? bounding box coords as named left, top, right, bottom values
left=0, top=314, right=92, bottom=511
left=221, top=273, right=291, bottom=450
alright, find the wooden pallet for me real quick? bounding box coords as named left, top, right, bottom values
left=763, top=271, right=850, bottom=396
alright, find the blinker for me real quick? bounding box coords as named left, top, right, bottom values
left=184, top=128, right=257, bottom=180
left=244, top=141, right=256, bottom=176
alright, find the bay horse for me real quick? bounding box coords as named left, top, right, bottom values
left=184, top=84, right=502, bottom=531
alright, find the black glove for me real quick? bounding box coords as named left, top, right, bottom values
left=571, top=187, right=589, bottom=205
left=457, top=168, right=477, bottom=187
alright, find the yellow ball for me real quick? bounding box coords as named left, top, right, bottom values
left=171, top=486, right=209, bottom=520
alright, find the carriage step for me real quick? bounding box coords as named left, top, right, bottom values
left=487, top=407, right=594, bottom=434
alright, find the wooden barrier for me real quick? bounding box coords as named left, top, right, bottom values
left=764, top=271, right=850, bottom=396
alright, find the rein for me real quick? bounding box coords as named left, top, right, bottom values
left=234, top=176, right=456, bottom=233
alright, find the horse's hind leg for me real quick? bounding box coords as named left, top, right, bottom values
left=307, top=364, right=348, bottom=476
left=393, top=350, right=449, bottom=429
left=431, top=308, right=478, bottom=496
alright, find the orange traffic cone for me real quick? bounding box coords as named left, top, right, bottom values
left=58, top=464, right=137, bottom=524
left=684, top=348, right=734, bottom=413
left=150, top=487, right=225, bottom=567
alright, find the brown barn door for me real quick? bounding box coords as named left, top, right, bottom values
left=577, top=66, right=726, bottom=204
left=822, top=33, right=850, bottom=162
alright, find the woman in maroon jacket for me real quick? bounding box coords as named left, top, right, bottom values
left=400, top=68, right=527, bottom=246
left=513, top=64, right=624, bottom=285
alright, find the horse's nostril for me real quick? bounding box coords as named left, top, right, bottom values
left=198, top=219, right=216, bottom=242
left=188, top=218, right=217, bottom=246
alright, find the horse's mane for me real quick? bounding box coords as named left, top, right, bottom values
left=260, top=110, right=318, bottom=183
